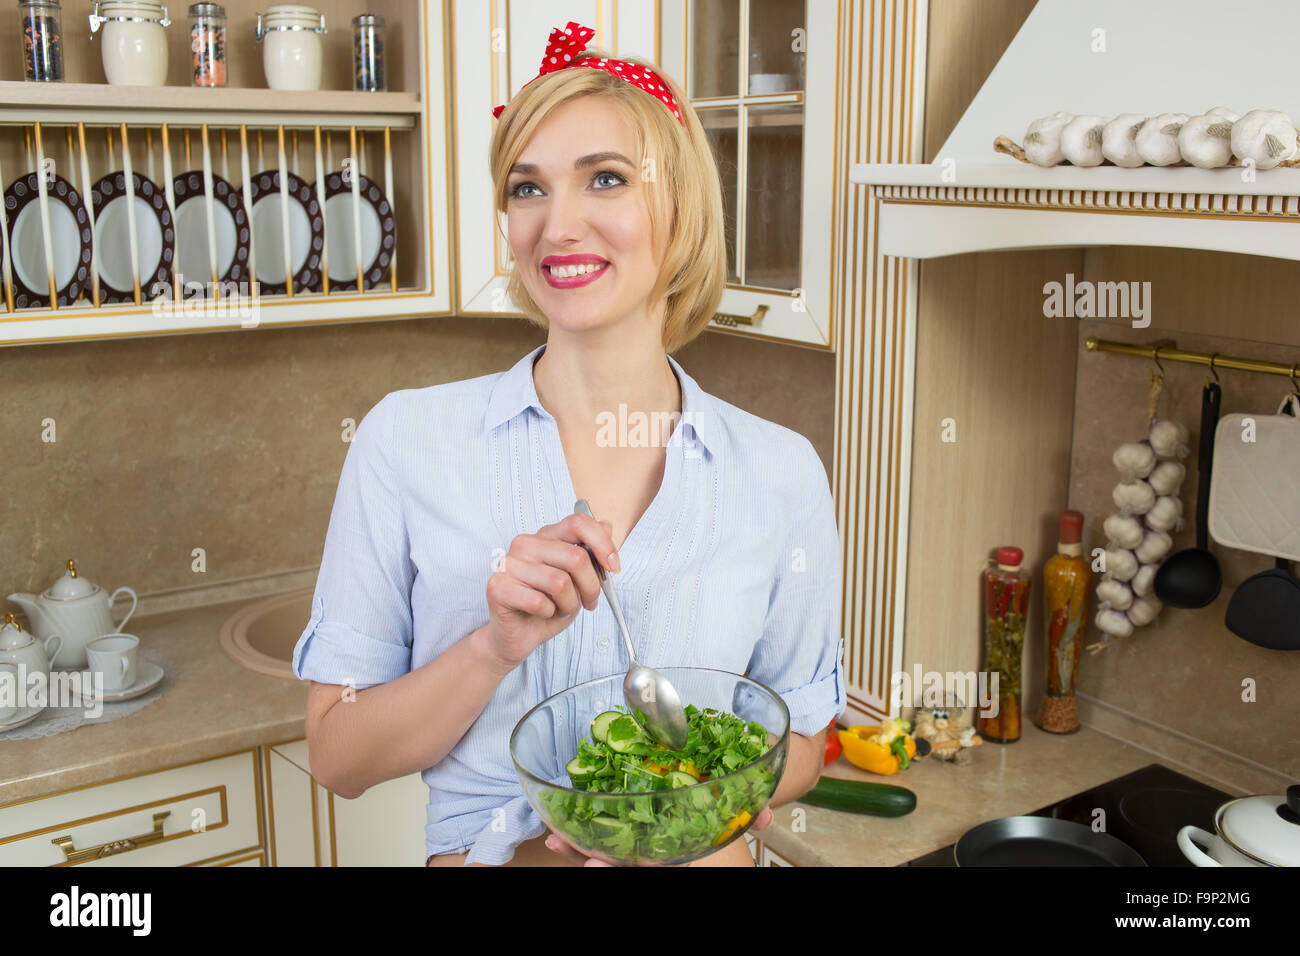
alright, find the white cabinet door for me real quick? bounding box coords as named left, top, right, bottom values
left=270, top=739, right=429, bottom=867
left=452, top=0, right=661, bottom=315
left=660, top=0, right=836, bottom=348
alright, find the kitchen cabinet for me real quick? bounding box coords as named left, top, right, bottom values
left=0, top=0, right=453, bottom=346
left=450, top=0, right=833, bottom=348
left=267, top=738, right=429, bottom=867
left=0, top=749, right=264, bottom=866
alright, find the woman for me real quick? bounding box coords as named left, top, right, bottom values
left=292, top=22, right=844, bottom=867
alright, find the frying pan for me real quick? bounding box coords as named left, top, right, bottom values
left=955, top=816, right=1147, bottom=866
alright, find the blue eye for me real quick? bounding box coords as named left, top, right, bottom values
left=508, top=169, right=627, bottom=200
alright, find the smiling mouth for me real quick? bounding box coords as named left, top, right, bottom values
left=543, top=262, right=609, bottom=277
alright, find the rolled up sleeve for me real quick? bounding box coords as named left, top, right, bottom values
left=293, top=392, right=415, bottom=689
left=745, top=438, right=846, bottom=737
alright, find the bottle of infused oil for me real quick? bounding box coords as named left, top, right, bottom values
left=1036, top=510, right=1091, bottom=733
left=978, top=547, right=1030, bottom=743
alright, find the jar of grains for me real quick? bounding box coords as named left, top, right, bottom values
left=20, top=0, right=65, bottom=82
left=89, top=0, right=171, bottom=86
left=351, top=13, right=385, bottom=91
left=188, top=2, right=226, bottom=86
left=256, top=4, right=326, bottom=91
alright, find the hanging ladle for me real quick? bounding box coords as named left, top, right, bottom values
left=572, top=499, right=689, bottom=750
left=1155, top=381, right=1223, bottom=608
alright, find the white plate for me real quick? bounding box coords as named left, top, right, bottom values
left=248, top=169, right=323, bottom=294
left=0, top=703, right=46, bottom=733
left=171, top=170, right=251, bottom=291
left=72, top=660, right=165, bottom=703
left=318, top=171, right=396, bottom=290
left=90, top=171, right=176, bottom=303
left=3, top=172, right=94, bottom=308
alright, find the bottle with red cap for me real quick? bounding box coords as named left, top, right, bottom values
left=1036, top=509, right=1091, bottom=734
left=979, top=545, right=1031, bottom=743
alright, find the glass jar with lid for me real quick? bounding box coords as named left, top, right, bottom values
left=256, top=4, right=326, bottom=91
left=89, top=0, right=171, bottom=86
left=188, top=2, right=226, bottom=87
left=351, top=13, right=385, bottom=91
left=20, top=0, right=65, bottom=82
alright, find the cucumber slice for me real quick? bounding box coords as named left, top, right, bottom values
left=591, top=815, right=630, bottom=832
left=667, top=771, right=699, bottom=788
left=565, top=755, right=604, bottom=784
left=590, top=710, right=622, bottom=744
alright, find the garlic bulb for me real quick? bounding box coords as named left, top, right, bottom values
left=1112, top=479, right=1156, bottom=515
left=1127, top=595, right=1163, bottom=627
left=1097, top=577, right=1134, bottom=610
left=1231, top=109, right=1299, bottom=170
left=1135, top=529, right=1173, bottom=564
left=1104, top=514, right=1144, bottom=549
left=1113, top=442, right=1156, bottom=480
left=1179, top=113, right=1236, bottom=169
left=1149, top=420, right=1190, bottom=459
left=1206, top=107, right=1240, bottom=122
left=1061, top=114, right=1109, bottom=166
left=1144, top=495, right=1183, bottom=532
left=1131, top=563, right=1158, bottom=598
left=1148, top=460, right=1186, bottom=496
left=1101, top=114, right=1148, bottom=167
left=1023, top=112, right=1075, bottom=166
left=1136, top=113, right=1189, bottom=166
left=1105, top=548, right=1139, bottom=581
left=1096, top=608, right=1134, bottom=638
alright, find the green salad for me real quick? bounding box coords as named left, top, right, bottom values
left=538, top=704, right=779, bottom=862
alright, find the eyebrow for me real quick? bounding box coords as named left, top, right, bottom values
left=508, top=151, right=635, bottom=176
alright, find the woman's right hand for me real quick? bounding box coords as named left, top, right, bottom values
left=477, top=512, right=620, bottom=673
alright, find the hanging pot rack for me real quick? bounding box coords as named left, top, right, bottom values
left=1086, top=336, right=1300, bottom=389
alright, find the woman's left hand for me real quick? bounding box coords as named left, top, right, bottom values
left=543, top=806, right=773, bottom=867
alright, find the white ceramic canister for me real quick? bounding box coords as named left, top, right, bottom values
left=89, top=0, right=171, bottom=86
left=256, top=4, right=326, bottom=91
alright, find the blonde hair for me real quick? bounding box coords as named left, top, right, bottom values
left=489, top=51, right=726, bottom=355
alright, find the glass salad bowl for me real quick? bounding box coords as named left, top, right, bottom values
left=510, top=667, right=790, bottom=866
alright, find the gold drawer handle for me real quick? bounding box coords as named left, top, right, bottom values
left=712, top=304, right=768, bottom=327
left=51, top=811, right=171, bottom=864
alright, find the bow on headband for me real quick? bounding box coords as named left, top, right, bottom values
left=491, top=21, right=685, bottom=127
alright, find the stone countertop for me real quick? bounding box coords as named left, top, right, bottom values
left=0, top=595, right=1238, bottom=866
left=0, top=596, right=309, bottom=806
left=763, top=722, right=1242, bottom=867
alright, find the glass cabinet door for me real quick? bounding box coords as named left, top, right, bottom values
left=665, top=0, right=832, bottom=347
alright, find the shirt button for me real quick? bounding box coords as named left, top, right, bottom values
left=597, top=637, right=610, bottom=650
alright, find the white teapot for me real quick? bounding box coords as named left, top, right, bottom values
left=7, top=559, right=137, bottom=671
left=0, top=613, right=62, bottom=692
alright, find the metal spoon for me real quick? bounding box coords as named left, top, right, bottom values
left=573, top=499, right=689, bottom=750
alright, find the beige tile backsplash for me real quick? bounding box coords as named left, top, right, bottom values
left=1, top=318, right=835, bottom=602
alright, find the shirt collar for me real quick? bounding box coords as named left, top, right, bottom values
left=484, top=345, right=717, bottom=458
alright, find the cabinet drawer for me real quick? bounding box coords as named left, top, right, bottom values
left=0, top=750, right=262, bottom=867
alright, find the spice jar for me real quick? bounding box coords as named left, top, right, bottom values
left=352, top=13, right=384, bottom=91
left=89, top=0, right=170, bottom=86
left=978, top=546, right=1031, bottom=744
left=188, top=2, right=226, bottom=87
left=20, top=0, right=65, bottom=82
left=256, top=4, right=326, bottom=91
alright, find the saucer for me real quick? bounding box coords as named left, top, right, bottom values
left=0, top=703, right=46, bottom=733
left=74, top=661, right=165, bottom=703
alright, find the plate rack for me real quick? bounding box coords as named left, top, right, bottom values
left=0, top=114, right=409, bottom=315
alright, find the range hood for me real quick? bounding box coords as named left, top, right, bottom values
left=850, top=0, right=1300, bottom=261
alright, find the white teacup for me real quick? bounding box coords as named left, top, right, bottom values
left=86, top=634, right=140, bottom=692
left=0, top=662, right=18, bottom=722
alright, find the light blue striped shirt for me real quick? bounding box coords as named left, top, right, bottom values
left=293, top=344, right=845, bottom=865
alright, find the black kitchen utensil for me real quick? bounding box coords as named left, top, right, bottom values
left=1225, top=559, right=1300, bottom=650
left=1155, top=382, right=1223, bottom=608
left=954, top=816, right=1146, bottom=866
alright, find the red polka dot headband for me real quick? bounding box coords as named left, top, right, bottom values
left=491, top=21, right=685, bottom=127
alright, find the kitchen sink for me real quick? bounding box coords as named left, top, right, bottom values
left=219, top=588, right=313, bottom=679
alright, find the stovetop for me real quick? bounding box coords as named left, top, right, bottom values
left=905, top=763, right=1233, bottom=866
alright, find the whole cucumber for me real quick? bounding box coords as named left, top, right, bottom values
left=800, top=776, right=917, bottom=816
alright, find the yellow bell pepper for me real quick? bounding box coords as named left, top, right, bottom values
left=837, top=724, right=916, bottom=775
left=713, top=809, right=753, bottom=845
